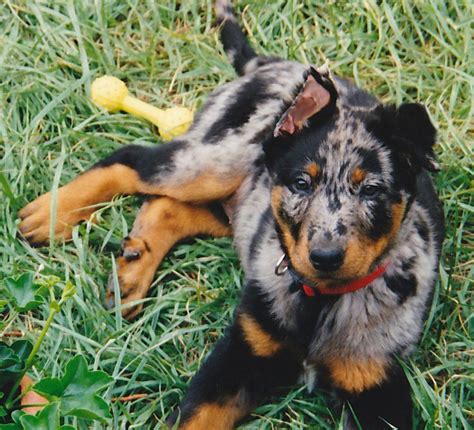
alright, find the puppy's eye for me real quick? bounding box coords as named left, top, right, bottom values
left=290, top=175, right=312, bottom=194
left=360, top=184, right=381, bottom=198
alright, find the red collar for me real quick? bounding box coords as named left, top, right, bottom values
left=301, top=260, right=390, bottom=296
left=275, top=255, right=390, bottom=297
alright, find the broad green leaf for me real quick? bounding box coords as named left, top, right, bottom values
left=0, top=342, right=29, bottom=389
left=10, top=341, right=33, bottom=363
left=19, top=402, right=60, bottom=430
left=33, top=356, right=113, bottom=422
left=0, top=345, right=21, bottom=375
left=0, top=341, right=33, bottom=382
left=3, top=274, right=45, bottom=312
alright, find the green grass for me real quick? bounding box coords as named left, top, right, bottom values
left=0, top=0, right=472, bottom=428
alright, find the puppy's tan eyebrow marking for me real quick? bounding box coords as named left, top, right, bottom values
left=305, top=162, right=320, bottom=178
left=351, top=167, right=366, bottom=184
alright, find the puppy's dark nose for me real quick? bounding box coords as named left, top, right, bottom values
left=310, top=247, right=344, bottom=272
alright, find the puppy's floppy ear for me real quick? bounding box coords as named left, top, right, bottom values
left=273, top=64, right=338, bottom=137
left=369, top=102, right=439, bottom=172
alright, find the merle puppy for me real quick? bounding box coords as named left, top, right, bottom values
left=19, top=1, right=444, bottom=428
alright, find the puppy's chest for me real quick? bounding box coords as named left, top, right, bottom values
left=301, top=285, right=401, bottom=360
left=302, top=234, right=437, bottom=364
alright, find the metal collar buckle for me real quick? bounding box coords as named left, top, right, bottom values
left=274, top=254, right=289, bottom=276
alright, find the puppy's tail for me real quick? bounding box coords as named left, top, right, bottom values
left=215, top=0, right=263, bottom=76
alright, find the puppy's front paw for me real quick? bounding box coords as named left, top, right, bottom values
left=18, top=190, right=94, bottom=245
left=106, top=236, right=157, bottom=320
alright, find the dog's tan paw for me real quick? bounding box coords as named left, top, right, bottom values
left=106, top=236, right=157, bottom=320
left=18, top=191, right=95, bottom=246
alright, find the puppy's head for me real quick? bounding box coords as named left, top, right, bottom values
left=266, top=67, right=437, bottom=286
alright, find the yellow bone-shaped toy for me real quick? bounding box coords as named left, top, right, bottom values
left=91, top=75, right=193, bottom=141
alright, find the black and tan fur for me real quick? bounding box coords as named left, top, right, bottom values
left=19, top=1, right=444, bottom=428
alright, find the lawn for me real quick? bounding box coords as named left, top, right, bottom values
left=0, top=0, right=472, bottom=428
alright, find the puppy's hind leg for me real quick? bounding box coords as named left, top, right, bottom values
left=106, top=197, right=231, bottom=319
left=19, top=140, right=246, bottom=245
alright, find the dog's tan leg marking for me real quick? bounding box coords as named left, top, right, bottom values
left=19, top=166, right=139, bottom=245
left=239, top=313, right=283, bottom=357
left=180, top=398, right=248, bottom=430
left=19, top=164, right=243, bottom=245
left=157, top=173, right=245, bottom=202
left=108, top=197, right=231, bottom=319
left=326, top=357, right=388, bottom=393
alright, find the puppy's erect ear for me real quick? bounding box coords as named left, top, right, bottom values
left=369, top=102, right=439, bottom=172
left=395, top=103, right=438, bottom=171
left=273, top=65, right=338, bottom=137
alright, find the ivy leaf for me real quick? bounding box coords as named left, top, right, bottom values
left=16, top=402, right=72, bottom=430
left=0, top=345, right=22, bottom=381
left=33, top=356, right=113, bottom=422
left=0, top=405, right=75, bottom=430
left=0, top=341, right=32, bottom=390
left=10, top=341, right=32, bottom=363
left=3, top=274, right=45, bottom=312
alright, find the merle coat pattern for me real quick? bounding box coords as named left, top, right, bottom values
left=19, top=1, right=444, bottom=428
